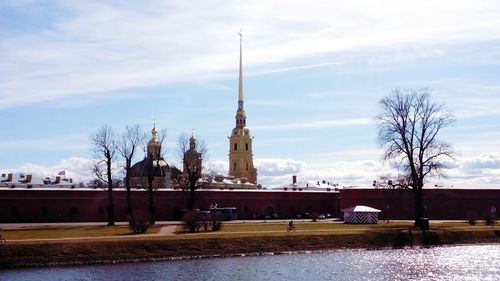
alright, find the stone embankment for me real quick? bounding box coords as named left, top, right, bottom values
left=1, top=227, right=498, bottom=269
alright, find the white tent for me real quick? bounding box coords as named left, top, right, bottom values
left=342, top=205, right=381, bottom=224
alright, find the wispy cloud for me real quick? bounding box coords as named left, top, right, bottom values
left=0, top=135, right=88, bottom=153
left=2, top=1, right=500, bottom=108
left=253, top=118, right=374, bottom=130
left=248, top=61, right=342, bottom=76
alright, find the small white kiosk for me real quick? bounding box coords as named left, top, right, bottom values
left=342, top=205, right=381, bottom=224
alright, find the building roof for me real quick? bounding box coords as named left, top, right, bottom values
left=341, top=205, right=381, bottom=213
left=129, top=158, right=172, bottom=178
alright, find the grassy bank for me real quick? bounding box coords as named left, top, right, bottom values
left=1, top=222, right=498, bottom=269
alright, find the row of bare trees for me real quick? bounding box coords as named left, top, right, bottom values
left=90, top=88, right=454, bottom=229
left=90, top=125, right=208, bottom=226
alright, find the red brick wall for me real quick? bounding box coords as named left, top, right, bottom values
left=339, top=188, right=500, bottom=220
left=0, top=189, right=339, bottom=223
left=1, top=188, right=498, bottom=223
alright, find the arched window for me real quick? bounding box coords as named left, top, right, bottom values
left=246, top=162, right=249, bottom=171
left=234, top=143, right=237, bottom=150
left=245, top=143, right=249, bottom=150
left=233, top=162, right=237, bottom=171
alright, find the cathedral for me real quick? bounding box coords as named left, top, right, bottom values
left=126, top=35, right=258, bottom=189
left=129, top=126, right=179, bottom=189
left=228, top=34, right=258, bottom=184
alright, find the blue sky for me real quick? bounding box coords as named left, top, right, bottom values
left=1, top=0, right=500, bottom=188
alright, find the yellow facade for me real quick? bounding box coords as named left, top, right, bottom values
left=229, top=123, right=257, bottom=183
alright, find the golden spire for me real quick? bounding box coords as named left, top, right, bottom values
left=238, top=30, right=244, bottom=110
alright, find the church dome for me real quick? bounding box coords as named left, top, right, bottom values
left=130, top=158, right=171, bottom=178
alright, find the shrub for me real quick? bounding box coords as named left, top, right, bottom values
left=466, top=211, right=477, bottom=225
left=309, top=212, right=320, bottom=222
left=182, top=210, right=202, bottom=233
left=128, top=210, right=150, bottom=234
left=129, top=219, right=150, bottom=234
left=210, top=212, right=222, bottom=232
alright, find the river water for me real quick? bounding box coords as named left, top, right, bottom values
left=1, top=244, right=499, bottom=281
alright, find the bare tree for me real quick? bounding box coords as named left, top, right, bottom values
left=377, top=88, right=455, bottom=227
left=378, top=173, right=411, bottom=189
left=176, top=132, right=208, bottom=210
left=141, top=127, right=168, bottom=225
left=91, top=125, right=118, bottom=226
left=118, top=124, right=145, bottom=217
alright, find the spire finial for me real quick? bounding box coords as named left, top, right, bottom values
left=151, top=119, right=158, bottom=140
left=238, top=30, right=244, bottom=110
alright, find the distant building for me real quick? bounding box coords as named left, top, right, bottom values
left=129, top=126, right=179, bottom=189
left=183, top=135, right=202, bottom=177
left=228, top=34, right=257, bottom=184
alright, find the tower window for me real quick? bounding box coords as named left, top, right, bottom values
left=246, top=162, right=249, bottom=171
left=234, top=143, right=237, bottom=150
left=245, top=143, right=249, bottom=150
left=233, top=162, right=237, bottom=171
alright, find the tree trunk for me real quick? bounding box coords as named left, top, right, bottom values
left=187, top=181, right=197, bottom=210
left=107, top=185, right=115, bottom=226
left=106, top=155, right=115, bottom=226
left=126, top=184, right=132, bottom=217
left=148, top=186, right=155, bottom=225
left=125, top=165, right=132, bottom=217
left=413, top=187, right=424, bottom=227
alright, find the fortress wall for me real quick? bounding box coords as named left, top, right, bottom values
left=339, top=188, right=500, bottom=220
left=1, top=188, right=498, bottom=223
left=0, top=189, right=339, bottom=223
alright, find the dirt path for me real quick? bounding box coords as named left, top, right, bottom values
left=157, top=225, right=177, bottom=235
left=4, top=225, right=179, bottom=245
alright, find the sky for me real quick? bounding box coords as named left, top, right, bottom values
left=1, top=0, right=500, bottom=188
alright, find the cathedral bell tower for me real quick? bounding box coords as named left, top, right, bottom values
left=228, top=33, right=257, bottom=183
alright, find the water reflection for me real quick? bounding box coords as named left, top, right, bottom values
left=1, top=244, right=499, bottom=281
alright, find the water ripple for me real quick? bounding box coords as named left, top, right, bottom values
left=1, top=244, right=499, bottom=281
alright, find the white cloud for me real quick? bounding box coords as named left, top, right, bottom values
left=2, top=1, right=500, bottom=107
left=255, top=158, right=306, bottom=176
left=443, top=153, right=500, bottom=188
left=1, top=157, right=94, bottom=184
left=251, top=157, right=385, bottom=187
left=3, top=152, right=500, bottom=189
left=253, top=118, right=374, bottom=130
left=204, top=160, right=228, bottom=175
